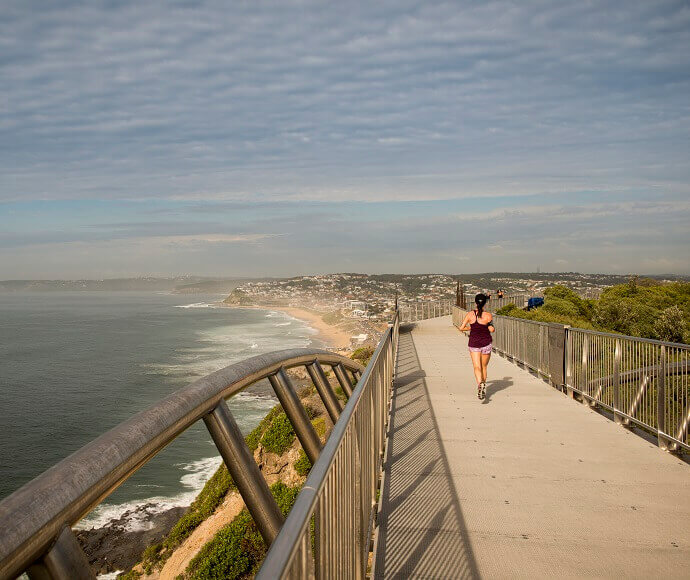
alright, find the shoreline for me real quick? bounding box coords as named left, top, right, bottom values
left=80, top=301, right=350, bottom=575
left=270, top=305, right=352, bottom=351
left=221, top=303, right=352, bottom=351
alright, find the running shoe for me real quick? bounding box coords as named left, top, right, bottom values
left=479, top=382, right=486, bottom=400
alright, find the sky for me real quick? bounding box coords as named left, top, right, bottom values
left=1, top=0, right=689, bottom=278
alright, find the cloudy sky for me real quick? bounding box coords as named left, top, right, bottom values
left=1, top=0, right=688, bottom=278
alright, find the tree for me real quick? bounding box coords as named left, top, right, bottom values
left=653, top=306, right=686, bottom=344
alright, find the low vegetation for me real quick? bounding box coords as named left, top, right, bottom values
left=259, top=412, right=296, bottom=455
left=351, top=345, right=375, bottom=366
left=222, top=289, right=254, bottom=306
left=321, top=310, right=344, bottom=325
left=293, top=449, right=312, bottom=476
left=183, top=482, right=301, bottom=580
left=120, top=402, right=298, bottom=577
left=496, top=279, right=690, bottom=343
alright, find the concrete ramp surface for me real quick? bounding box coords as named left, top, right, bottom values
left=373, top=316, right=690, bottom=579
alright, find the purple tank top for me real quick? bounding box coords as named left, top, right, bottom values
left=468, top=310, right=492, bottom=348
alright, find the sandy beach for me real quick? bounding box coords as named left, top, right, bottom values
left=270, top=306, right=352, bottom=350
left=220, top=302, right=353, bottom=350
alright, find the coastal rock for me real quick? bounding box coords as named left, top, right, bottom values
left=77, top=504, right=188, bottom=575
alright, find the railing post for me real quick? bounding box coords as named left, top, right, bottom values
left=657, top=345, right=668, bottom=450
left=579, top=334, right=589, bottom=402
left=268, top=368, right=323, bottom=464
left=27, top=526, right=94, bottom=580
left=334, top=363, right=354, bottom=397
left=538, top=325, right=544, bottom=376
left=565, top=329, right=574, bottom=396
left=306, top=361, right=342, bottom=424
left=204, top=402, right=284, bottom=545
left=613, top=339, right=623, bottom=424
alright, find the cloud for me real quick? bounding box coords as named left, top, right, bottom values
left=1, top=0, right=689, bottom=204
left=0, top=1, right=688, bottom=276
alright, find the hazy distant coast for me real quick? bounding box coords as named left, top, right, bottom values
left=0, top=277, right=269, bottom=293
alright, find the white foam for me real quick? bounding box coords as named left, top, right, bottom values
left=77, top=306, right=312, bottom=534
left=98, top=571, right=123, bottom=579
left=75, top=455, right=223, bottom=532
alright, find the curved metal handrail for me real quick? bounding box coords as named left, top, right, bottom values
left=0, top=348, right=364, bottom=580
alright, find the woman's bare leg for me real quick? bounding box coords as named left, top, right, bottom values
left=481, top=353, right=491, bottom=383
left=470, top=351, right=483, bottom=385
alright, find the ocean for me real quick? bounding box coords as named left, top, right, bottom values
left=0, top=291, right=321, bottom=530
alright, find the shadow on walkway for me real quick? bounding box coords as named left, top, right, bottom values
left=483, top=376, right=513, bottom=404
left=374, top=328, right=480, bottom=579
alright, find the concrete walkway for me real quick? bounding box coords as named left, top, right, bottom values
left=373, top=316, right=690, bottom=579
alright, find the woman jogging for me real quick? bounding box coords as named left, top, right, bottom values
left=458, top=294, right=495, bottom=400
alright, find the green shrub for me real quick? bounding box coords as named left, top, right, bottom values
left=654, top=305, right=687, bottom=343
left=541, top=297, right=580, bottom=318
left=294, top=449, right=312, bottom=476
left=157, top=461, right=237, bottom=563
left=543, top=285, right=591, bottom=317
left=311, top=416, right=326, bottom=439
left=495, top=303, right=519, bottom=316
left=245, top=405, right=282, bottom=451
left=122, top=402, right=304, bottom=577
left=351, top=346, right=374, bottom=366
left=185, top=510, right=261, bottom=580
left=184, top=483, right=300, bottom=580
left=260, top=412, right=296, bottom=454
left=496, top=281, right=690, bottom=343
left=594, top=297, right=656, bottom=338
left=271, top=481, right=301, bottom=516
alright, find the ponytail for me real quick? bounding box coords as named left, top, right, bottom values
left=475, top=293, right=487, bottom=317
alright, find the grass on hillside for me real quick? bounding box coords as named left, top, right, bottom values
left=183, top=482, right=301, bottom=580
left=120, top=403, right=296, bottom=577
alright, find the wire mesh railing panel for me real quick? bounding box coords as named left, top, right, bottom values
left=456, top=305, right=688, bottom=453
left=566, top=328, right=689, bottom=451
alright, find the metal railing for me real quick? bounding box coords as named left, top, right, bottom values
left=566, top=329, right=690, bottom=451
left=398, top=299, right=454, bottom=323
left=459, top=293, right=530, bottom=312
left=257, top=314, right=399, bottom=578
left=453, top=306, right=689, bottom=453
left=454, top=306, right=562, bottom=384
left=0, top=332, right=397, bottom=579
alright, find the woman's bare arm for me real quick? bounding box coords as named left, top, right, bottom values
left=458, top=312, right=471, bottom=332
left=487, top=312, right=496, bottom=332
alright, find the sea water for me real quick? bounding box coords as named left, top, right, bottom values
left=0, top=291, right=320, bottom=530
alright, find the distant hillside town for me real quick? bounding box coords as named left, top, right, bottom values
left=222, top=272, right=686, bottom=322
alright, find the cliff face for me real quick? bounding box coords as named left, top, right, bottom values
left=110, top=375, right=339, bottom=580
